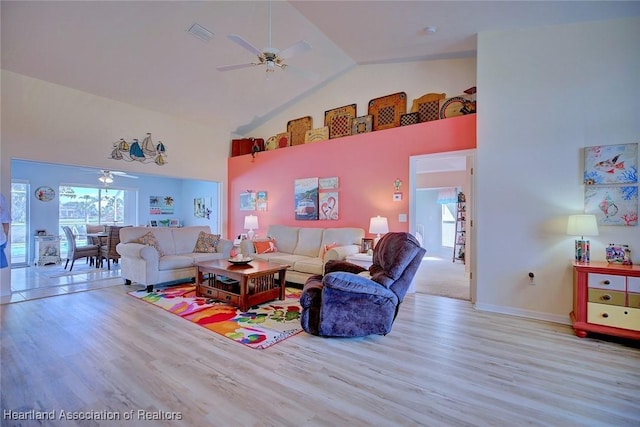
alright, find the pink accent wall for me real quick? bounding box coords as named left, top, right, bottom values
left=228, top=114, right=476, bottom=239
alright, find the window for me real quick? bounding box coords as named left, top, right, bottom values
left=441, top=203, right=456, bottom=247
left=10, top=181, right=29, bottom=266
left=58, top=185, right=136, bottom=248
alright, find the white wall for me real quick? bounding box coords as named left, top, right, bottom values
left=247, top=58, right=477, bottom=140
left=476, top=17, right=640, bottom=323
left=0, top=71, right=232, bottom=296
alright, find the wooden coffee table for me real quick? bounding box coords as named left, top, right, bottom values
left=195, top=259, right=290, bottom=312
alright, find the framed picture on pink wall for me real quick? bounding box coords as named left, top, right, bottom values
left=295, top=178, right=319, bottom=220
left=240, top=192, right=256, bottom=211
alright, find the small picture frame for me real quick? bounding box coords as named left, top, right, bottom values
left=606, top=243, right=632, bottom=265
left=169, top=219, right=180, bottom=228
left=148, top=220, right=158, bottom=227
left=361, top=238, right=374, bottom=253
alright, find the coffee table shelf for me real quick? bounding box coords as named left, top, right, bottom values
left=195, top=259, right=290, bottom=312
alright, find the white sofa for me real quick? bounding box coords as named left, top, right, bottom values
left=240, top=225, right=365, bottom=285
left=117, top=226, right=232, bottom=290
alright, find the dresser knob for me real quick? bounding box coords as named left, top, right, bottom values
left=602, top=294, right=611, bottom=301
left=602, top=313, right=609, bottom=318
left=603, top=280, right=610, bottom=285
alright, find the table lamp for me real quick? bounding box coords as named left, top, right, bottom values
left=244, top=215, right=259, bottom=240
left=567, top=214, right=599, bottom=263
left=369, top=216, right=389, bottom=247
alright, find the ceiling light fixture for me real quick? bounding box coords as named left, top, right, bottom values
left=98, top=172, right=114, bottom=184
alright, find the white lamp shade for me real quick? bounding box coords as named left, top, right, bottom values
left=244, top=215, right=259, bottom=230
left=567, top=214, right=599, bottom=237
left=369, top=216, right=389, bottom=235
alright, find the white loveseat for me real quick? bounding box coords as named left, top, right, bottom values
left=117, top=226, right=232, bottom=290
left=240, top=225, right=365, bottom=285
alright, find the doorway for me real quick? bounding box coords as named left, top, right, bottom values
left=409, top=150, right=475, bottom=301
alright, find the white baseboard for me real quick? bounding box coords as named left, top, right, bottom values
left=473, top=302, right=571, bottom=326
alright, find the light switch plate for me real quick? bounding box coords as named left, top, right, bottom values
left=398, top=213, right=407, bottom=222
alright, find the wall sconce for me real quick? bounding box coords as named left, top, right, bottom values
left=567, top=214, right=599, bottom=263
left=244, top=215, right=259, bottom=240
left=369, top=215, right=389, bottom=247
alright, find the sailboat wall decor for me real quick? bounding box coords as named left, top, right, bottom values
left=110, top=133, right=167, bottom=165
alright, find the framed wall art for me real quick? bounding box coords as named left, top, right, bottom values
left=584, top=185, right=638, bottom=226
left=319, top=177, right=339, bottom=190
left=583, top=143, right=638, bottom=185
left=256, top=191, right=268, bottom=212
left=294, top=178, right=319, bottom=220
left=240, top=192, right=257, bottom=211
left=319, top=192, right=338, bottom=220
left=150, top=196, right=174, bottom=215
left=35, top=186, right=55, bottom=202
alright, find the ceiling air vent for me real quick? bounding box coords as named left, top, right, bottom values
left=187, top=23, right=214, bottom=42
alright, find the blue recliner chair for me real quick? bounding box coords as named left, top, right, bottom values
left=300, top=232, right=426, bottom=337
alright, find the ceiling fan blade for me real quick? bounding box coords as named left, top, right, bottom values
left=283, top=63, right=319, bottom=81
left=112, top=171, right=138, bottom=179
left=227, top=34, right=262, bottom=57
left=217, top=63, right=260, bottom=72
left=278, top=40, right=312, bottom=60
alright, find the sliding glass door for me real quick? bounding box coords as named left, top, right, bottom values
left=59, top=185, right=136, bottom=250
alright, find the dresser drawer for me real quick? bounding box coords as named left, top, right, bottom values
left=587, top=273, right=625, bottom=291
left=587, top=303, right=640, bottom=331
left=588, top=289, right=625, bottom=306
left=628, top=277, right=640, bottom=293
left=629, top=293, right=640, bottom=309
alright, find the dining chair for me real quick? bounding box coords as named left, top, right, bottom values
left=98, top=225, right=128, bottom=270
left=86, top=224, right=105, bottom=246
left=61, top=225, right=100, bottom=271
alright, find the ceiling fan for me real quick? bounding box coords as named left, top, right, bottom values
left=217, top=0, right=314, bottom=78
left=97, top=169, right=138, bottom=185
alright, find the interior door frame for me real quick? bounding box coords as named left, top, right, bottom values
left=409, top=149, right=476, bottom=303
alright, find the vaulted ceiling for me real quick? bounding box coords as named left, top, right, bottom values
left=2, top=1, right=639, bottom=135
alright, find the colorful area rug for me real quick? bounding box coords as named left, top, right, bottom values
left=128, top=284, right=303, bottom=349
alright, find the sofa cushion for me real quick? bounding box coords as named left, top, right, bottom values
left=133, top=231, right=165, bottom=256
left=263, top=254, right=308, bottom=268
left=294, top=228, right=324, bottom=257
left=193, top=231, right=221, bottom=253
left=266, top=225, right=299, bottom=254
left=174, top=226, right=211, bottom=254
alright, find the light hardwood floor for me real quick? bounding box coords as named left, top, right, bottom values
left=1, top=280, right=638, bottom=426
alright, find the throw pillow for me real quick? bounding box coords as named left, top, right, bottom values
left=321, top=242, right=338, bottom=260
left=254, top=239, right=278, bottom=254
left=133, top=231, right=164, bottom=256
left=193, top=231, right=221, bottom=253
